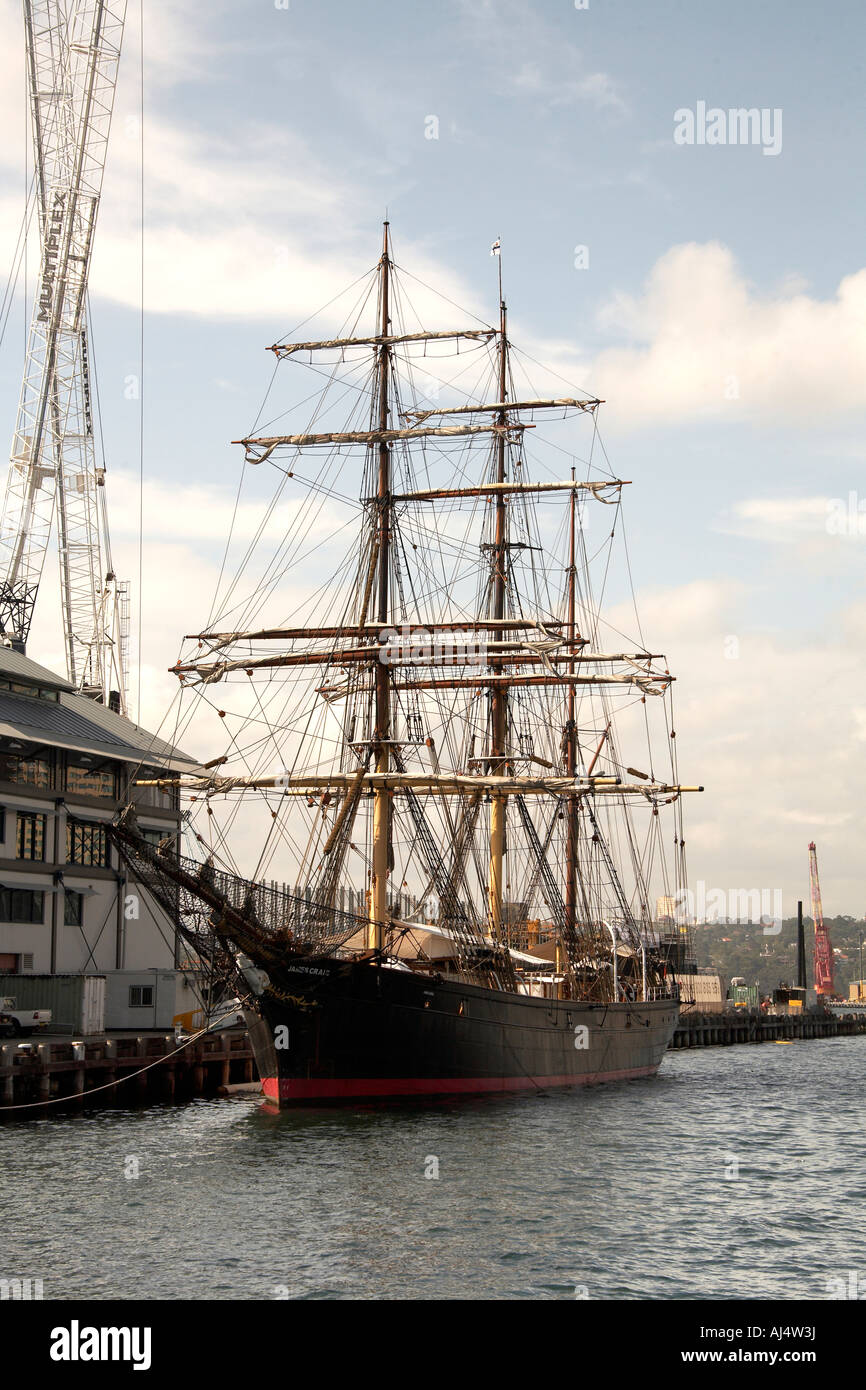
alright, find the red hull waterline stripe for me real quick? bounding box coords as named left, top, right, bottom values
left=262, top=1065, right=658, bottom=1102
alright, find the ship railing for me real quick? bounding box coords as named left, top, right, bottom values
left=170, top=853, right=370, bottom=952
left=644, top=984, right=679, bottom=1001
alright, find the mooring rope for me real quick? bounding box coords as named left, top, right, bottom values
left=0, top=995, right=253, bottom=1113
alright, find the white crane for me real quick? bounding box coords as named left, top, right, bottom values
left=0, top=0, right=128, bottom=711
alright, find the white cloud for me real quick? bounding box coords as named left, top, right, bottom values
left=455, top=0, right=628, bottom=117
left=24, top=467, right=357, bottom=747
left=511, top=60, right=627, bottom=115
left=586, top=243, right=866, bottom=425
left=105, top=469, right=353, bottom=548
left=565, top=72, right=628, bottom=115
left=605, top=577, right=866, bottom=914
left=779, top=810, right=853, bottom=827
left=709, top=493, right=866, bottom=548
left=516, top=243, right=866, bottom=430
left=4, top=0, right=862, bottom=437
left=0, top=0, right=488, bottom=326
left=0, top=93, right=491, bottom=325
left=714, top=496, right=834, bottom=542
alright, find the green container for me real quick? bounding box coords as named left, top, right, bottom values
left=0, top=974, right=105, bottom=1034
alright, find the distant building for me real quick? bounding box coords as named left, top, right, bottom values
left=656, top=895, right=677, bottom=924
left=0, top=646, right=200, bottom=1022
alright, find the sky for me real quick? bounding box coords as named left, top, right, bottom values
left=0, top=0, right=863, bottom=913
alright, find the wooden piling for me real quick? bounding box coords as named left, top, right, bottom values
left=0, top=1028, right=256, bottom=1113
left=671, top=1008, right=866, bottom=1050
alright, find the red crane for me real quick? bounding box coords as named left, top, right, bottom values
left=808, top=841, right=834, bottom=996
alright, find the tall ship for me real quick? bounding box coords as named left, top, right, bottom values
left=112, top=227, right=702, bottom=1105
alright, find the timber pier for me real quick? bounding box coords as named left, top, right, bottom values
left=0, top=1029, right=256, bottom=1113
left=670, top=1008, right=866, bottom=1049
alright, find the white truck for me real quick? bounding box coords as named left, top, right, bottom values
left=0, top=997, right=52, bottom=1037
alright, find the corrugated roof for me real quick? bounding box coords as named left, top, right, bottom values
left=0, top=644, right=74, bottom=691
left=0, top=657, right=199, bottom=772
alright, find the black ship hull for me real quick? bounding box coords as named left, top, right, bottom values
left=244, top=956, right=679, bottom=1105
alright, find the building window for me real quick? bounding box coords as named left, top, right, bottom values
left=0, top=888, right=44, bottom=923
left=140, top=827, right=171, bottom=847
left=64, top=890, right=84, bottom=927
left=16, top=811, right=47, bottom=861
left=66, top=820, right=109, bottom=868
left=134, top=768, right=178, bottom=811
left=65, top=762, right=117, bottom=799
left=0, top=752, right=52, bottom=789
left=0, top=807, right=5, bottom=842
left=0, top=679, right=59, bottom=701
left=129, top=986, right=153, bottom=1008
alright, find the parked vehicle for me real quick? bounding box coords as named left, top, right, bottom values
left=0, top=996, right=52, bottom=1037
left=728, top=979, right=759, bottom=1009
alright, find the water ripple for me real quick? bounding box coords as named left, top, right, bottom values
left=1, top=1039, right=864, bottom=1299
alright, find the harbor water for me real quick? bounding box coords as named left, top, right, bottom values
left=2, top=1035, right=865, bottom=1301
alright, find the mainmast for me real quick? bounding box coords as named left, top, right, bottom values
left=487, top=270, right=508, bottom=936
left=370, top=222, right=392, bottom=951
left=564, top=471, right=579, bottom=965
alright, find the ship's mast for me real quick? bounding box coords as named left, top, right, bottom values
left=487, top=268, right=508, bottom=937
left=369, top=222, right=392, bottom=950
left=564, top=470, right=579, bottom=966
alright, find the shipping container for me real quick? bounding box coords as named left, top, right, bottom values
left=674, top=972, right=725, bottom=1013
left=0, top=974, right=105, bottom=1034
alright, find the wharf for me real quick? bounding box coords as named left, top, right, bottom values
left=670, top=1008, right=866, bottom=1049
left=0, top=1028, right=256, bottom=1113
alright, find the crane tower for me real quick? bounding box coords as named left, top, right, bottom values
left=808, top=840, right=834, bottom=997
left=0, top=0, right=128, bottom=710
